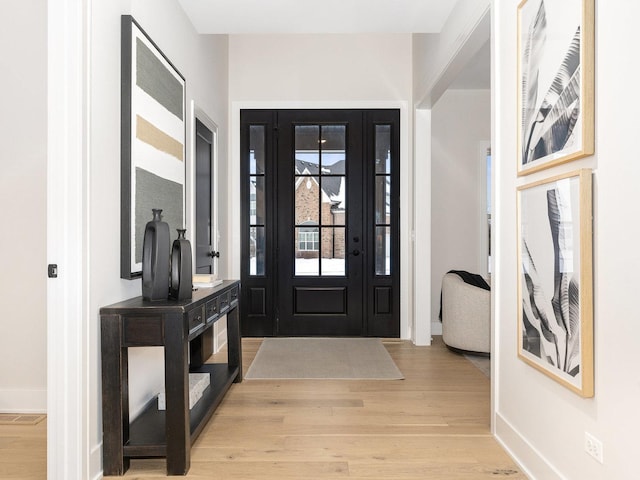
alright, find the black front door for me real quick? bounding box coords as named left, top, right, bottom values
left=240, top=109, right=400, bottom=337
left=276, top=110, right=364, bottom=335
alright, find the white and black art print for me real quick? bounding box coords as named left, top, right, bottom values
left=517, top=0, right=594, bottom=175
left=517, top=169, right=593, bottom=397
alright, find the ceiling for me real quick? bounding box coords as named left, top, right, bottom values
left=177, top=0, right=489, bottom=91
left=177, top=0, right=458, bottom=34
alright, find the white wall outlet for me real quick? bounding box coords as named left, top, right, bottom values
left=585, top=432, right=604, bottom=463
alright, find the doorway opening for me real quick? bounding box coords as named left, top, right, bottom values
left=240, top=109, right=400, bottom=337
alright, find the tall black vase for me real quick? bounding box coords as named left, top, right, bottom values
left=170, top=228, right=193, bottom=300
left=142, top=209, right=170, bottom=301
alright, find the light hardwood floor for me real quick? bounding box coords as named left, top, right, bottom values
left=1, top=337, right=527, bottom=479
left=0, top=417, right=46, bottom=479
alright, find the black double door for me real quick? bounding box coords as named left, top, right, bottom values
left=241, top=109, right=399, bottom=337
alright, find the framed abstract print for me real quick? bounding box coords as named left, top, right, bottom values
left=517, top=0, right=594, bottom=175
left=517, top=169, right=593, bottom=397
left=121, top=15, right=186, bottom=279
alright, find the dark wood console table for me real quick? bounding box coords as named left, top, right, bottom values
left=100, top=280, right=241, bottom=476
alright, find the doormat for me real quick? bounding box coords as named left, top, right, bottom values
left=245, top=337, right=404, bottom=380
left=0, top=414, right=46, bottom=425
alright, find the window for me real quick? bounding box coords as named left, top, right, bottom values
left=374, top=125, right=392, bottom=276
left=249, top=126, right=266, bottom=276
left=298, top=227, right=319, bottom=251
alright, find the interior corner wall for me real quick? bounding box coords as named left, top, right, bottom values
left=412, top=0, right=490, bottom=107
left=430, top=89, right=490, bottom=332
left=493, top=1, right=640, bottom=478
left=88, top=0, right=228, bottom=476
left=0, top=0, right=47, bottom=413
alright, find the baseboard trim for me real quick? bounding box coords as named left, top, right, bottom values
left=431, top=321, right=442, bottom=335
left=90, top=442, right=103, bottom=480
left=214, top=314, right=228, bottom=353
left=495, top=412, right=565, bottom=480
left=0, top=389, right=46, bottom=413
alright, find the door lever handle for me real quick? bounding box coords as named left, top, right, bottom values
left=207, top=251, right=220, bottom=258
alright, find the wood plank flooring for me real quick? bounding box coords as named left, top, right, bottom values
left=0, top=337, right=527, bottom=479
left=0, top=417, right=46, bottom=479
left=113, top=337, right=526, bottom=479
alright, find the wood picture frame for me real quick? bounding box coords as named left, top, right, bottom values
left=517, top=169, right=593, bottom=397
left=121, top=15, right=186, bottom=279
left=517, top=0, right=594, bottom=176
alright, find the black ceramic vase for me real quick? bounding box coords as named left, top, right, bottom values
left=170, top=228, right=193, bottom=301
left=142, top=209, right=171, bottom=301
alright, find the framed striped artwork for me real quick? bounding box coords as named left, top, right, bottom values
left=120, top=15, right=186, bottom=279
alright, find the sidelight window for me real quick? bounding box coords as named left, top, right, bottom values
left=374, top=125, right=392, bottom=276
left=249, top=125, right=266, bottom=276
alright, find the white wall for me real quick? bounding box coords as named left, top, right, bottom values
left=430, top=89, right=490, bottom=332
left=0, top=0, right=47, bottom=413
left=229, top=34, right=411, bottom=103
left=88, top=0, right=228, bottom=476
left=493, top=1, right=640, bottom=478
left=228, top=33, right=414, bottom=338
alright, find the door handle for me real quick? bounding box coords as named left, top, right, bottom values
left=207, top=251, right=220, bottom=258
left=351, top=249, right=361, bottom=256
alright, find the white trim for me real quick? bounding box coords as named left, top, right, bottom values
left=495, top=413, right=563, bottom=480
left=477, top=140, right=491, bottom=278
left=413, top=109, right=432, bottom=345
left=47, top=0, right=90, bottom=478
left=190, top=103, right=226, bottom=352
left=490, top=1, right=499, bottom=435
left=90, top=442, right=103, bottom=480
left=0, top=390, right=47, bottom=413
left=230, top=101, right=412, bottom=339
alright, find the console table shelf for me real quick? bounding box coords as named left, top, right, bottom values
left=100, top=280, right=241, bottom=476
left=125, top=363, right=239, bottom=457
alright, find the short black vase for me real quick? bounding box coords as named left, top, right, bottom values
left=142, top=209, right=170, bottom=301
left=170, top=228, right=193, bottom=301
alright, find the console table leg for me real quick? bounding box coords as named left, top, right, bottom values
left=164, top=313, right=190, bottom=475
left=101, top=314, right=130, bottom=475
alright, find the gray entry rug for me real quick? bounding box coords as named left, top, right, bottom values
left=245, top=337, right=404, bottom=380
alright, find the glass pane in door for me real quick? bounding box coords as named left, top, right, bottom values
left=295, top=176, right=320, bottom=225
left=249, top=125, right=265, bottom=174
left=375, top=226, right=391, bottom=276
left=375, top=125, right=391, bottom=174
left=250, top=176, right=265, bottom=224
left=250, top=226, right=266, bottom=276
left=295, top=226, right=320, bottom=276
left=321, top=125, right=346, bottom=174
left=295, top=125, right=320, bottom=174
left=375, top=176, right=391, bottom=224
left=321, top=227, right=346, bottom=276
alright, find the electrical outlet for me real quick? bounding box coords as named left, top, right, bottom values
left=585, top=432, right=604, bottom=463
